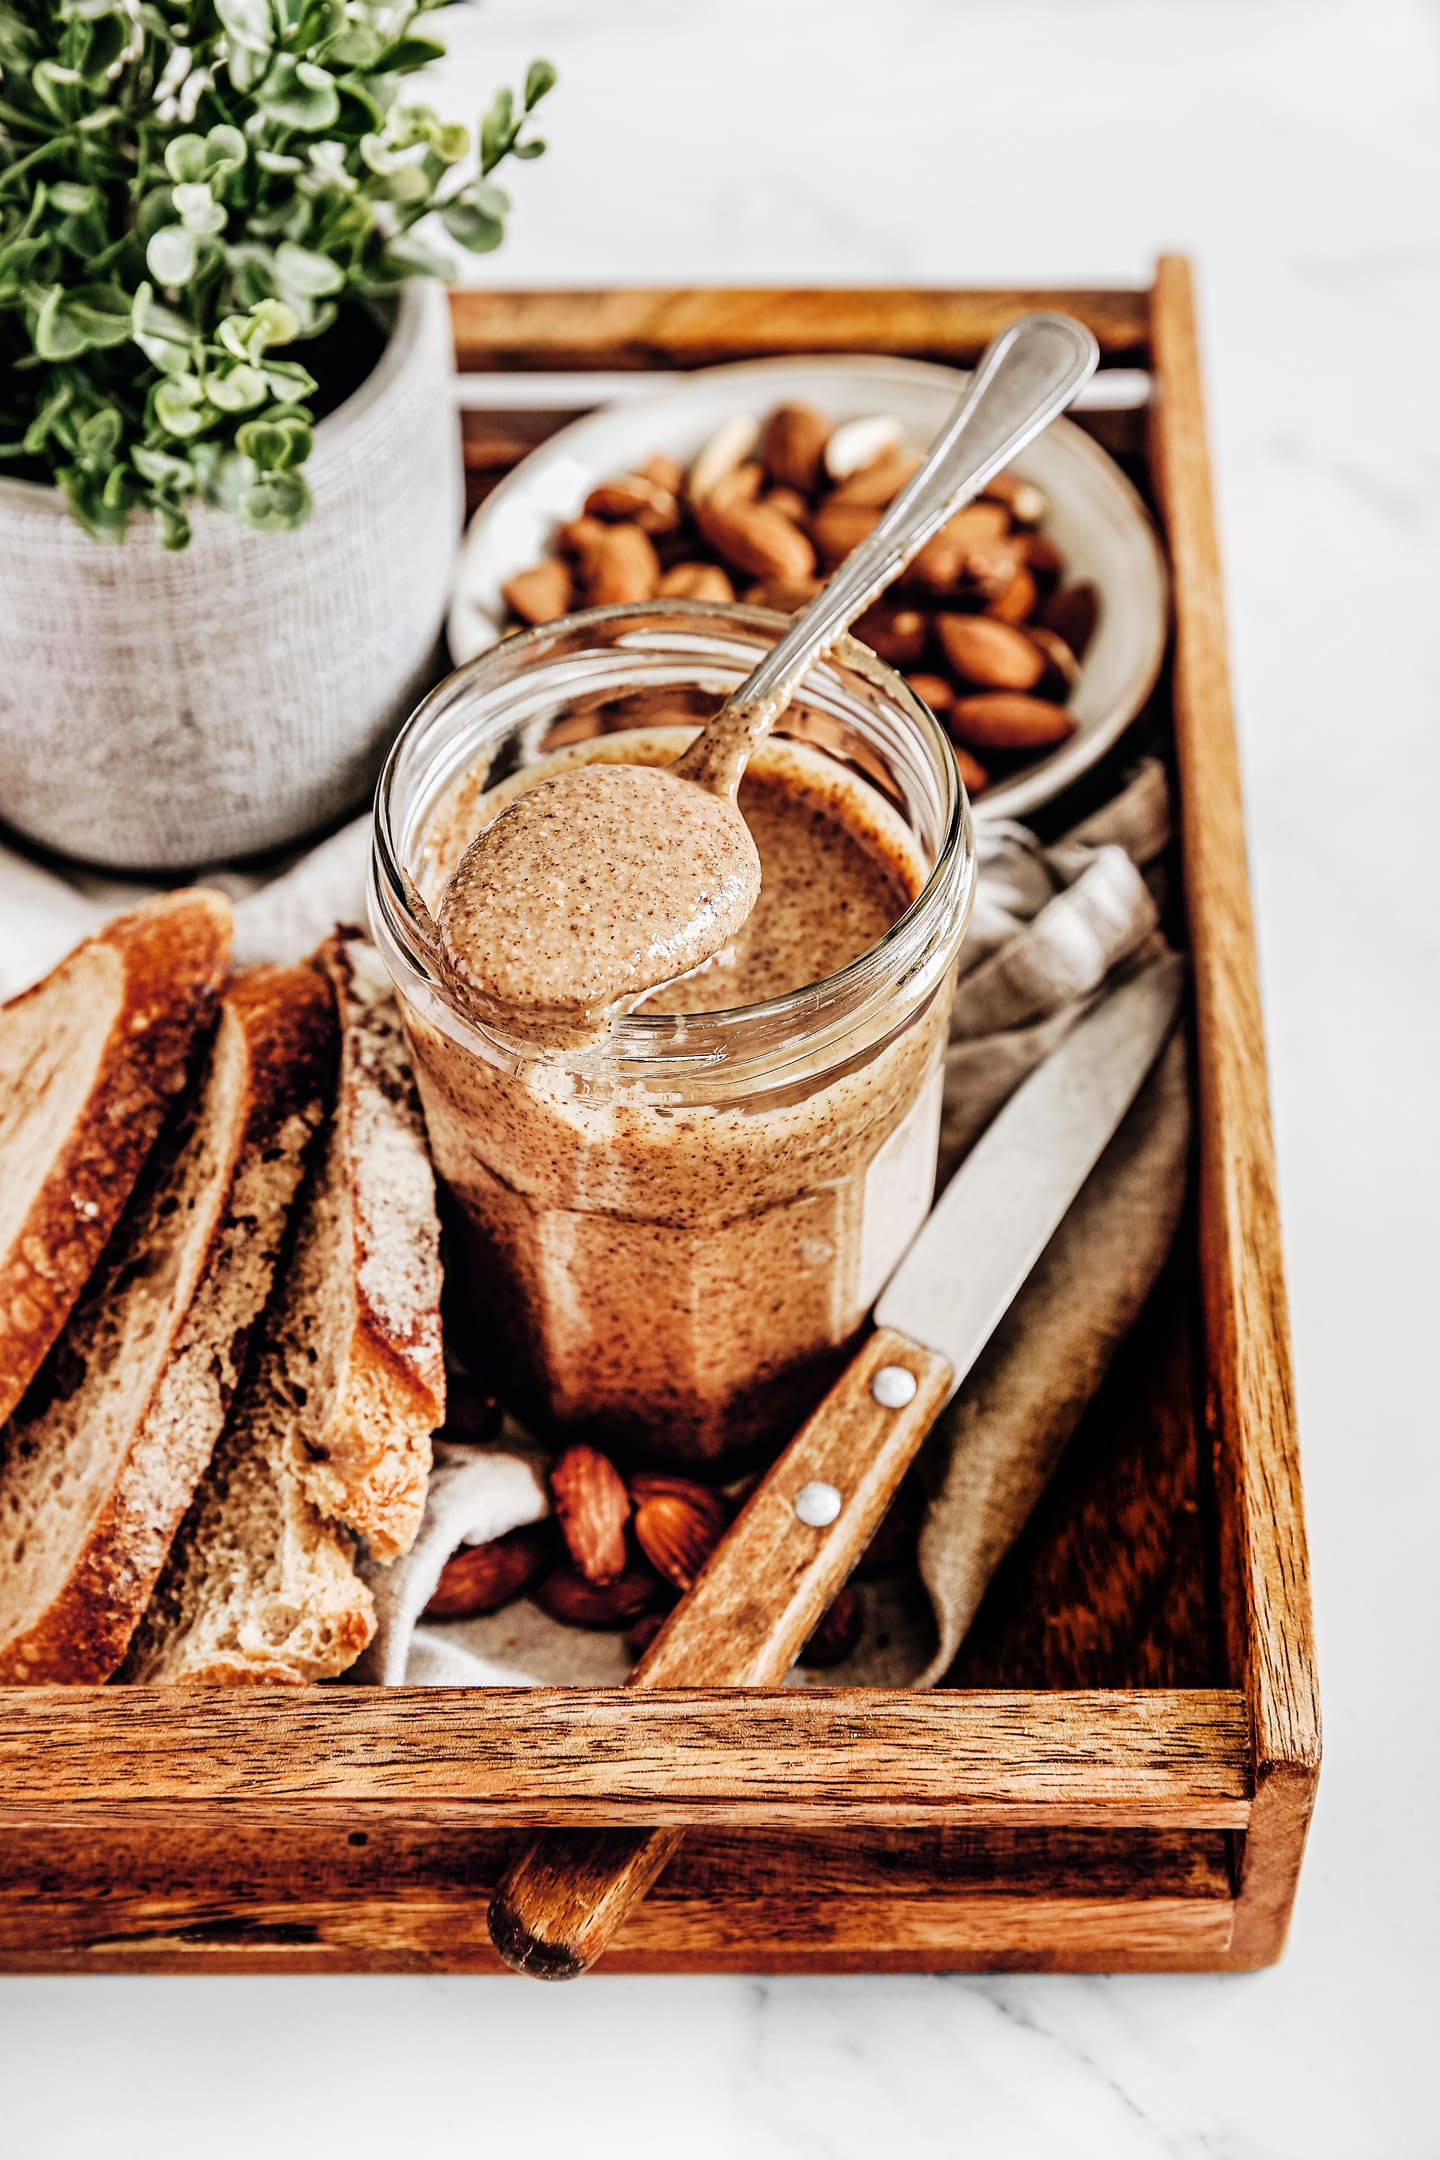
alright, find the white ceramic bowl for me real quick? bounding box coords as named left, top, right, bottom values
left=448, top=355, right=1168, bottom=821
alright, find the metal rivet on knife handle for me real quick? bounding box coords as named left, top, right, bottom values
left=870, top=1364, right=918, bottom=1408
left=793, top=1480, right=843, bottom=1527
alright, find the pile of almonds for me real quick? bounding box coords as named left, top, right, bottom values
left=499, top=402, right=1100, bottom=798
left=423, top=1439, right=922, bottom=1670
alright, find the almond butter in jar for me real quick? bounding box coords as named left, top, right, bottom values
left=371, top=603, right=975, bottom=1469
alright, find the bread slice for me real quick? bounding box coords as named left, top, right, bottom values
left=279, top=927, right=445, bottom=1562
left=0, top=966, right=335, bottom=1683
left=0, top=891, right=232, bottom=1432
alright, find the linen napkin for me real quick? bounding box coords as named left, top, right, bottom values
left=0, top=756, right=1188, bottom=1688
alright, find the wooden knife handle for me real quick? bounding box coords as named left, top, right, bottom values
left=487, top=1326, right=955, bottom=1979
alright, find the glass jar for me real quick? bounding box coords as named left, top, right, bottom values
left=370, top=603, right=975, bottom=1468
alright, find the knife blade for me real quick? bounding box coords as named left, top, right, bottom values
left=489, top=954, right=1184, bottom=1979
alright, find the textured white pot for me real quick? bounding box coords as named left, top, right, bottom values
left=0, top=280, right=461, bottom=870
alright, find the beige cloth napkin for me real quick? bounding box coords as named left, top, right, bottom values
left=0, top=758, right=1187, bottom=1688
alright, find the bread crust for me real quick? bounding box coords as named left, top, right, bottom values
left=0, top=891, right=232, bottom=1432
left=0, top=965, right=335, bottom=1684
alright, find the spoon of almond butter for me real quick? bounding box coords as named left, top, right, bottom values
left=437, top=314, right=1098, bottom=1046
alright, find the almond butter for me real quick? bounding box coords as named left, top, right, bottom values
left=424, top=1524, right=549, bottom=1619
left=762, top=403, right=831, bottom=493
left=1038, top=580, right=1100, bottom=659
left=948, top=692, right=1077, bottom=752
left=824, top=413, right=903, bottom=482
left=810, top=498, right=882, bottom=566
left=801, top=1583, right=863, bottom=1668
left=585, top=472, right=682, bottom=532
left=936, top=615, right=1048, bottom=692
left=698, top=497, right=816, bottom=584
left=853, top=603, right=928, bottom=667
left=579, top=522, right=661, bottom=607
left=502, top=558, right=573, bottom=627
left=830, top=448, right=921, bottom=508
left=549, top=1443, right=631, bottom=1586
left=659, top=560, right=736, bottom=603
left=634, top=1492, right=725, bottom=1591
left=686, top=415, right=761, bottom=507
left=906, top=671, right=955, bottom=718
left=534, top=1565, right=658, bottom=1630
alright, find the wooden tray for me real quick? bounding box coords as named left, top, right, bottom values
left=0, top=257, right=1319, bottom=1976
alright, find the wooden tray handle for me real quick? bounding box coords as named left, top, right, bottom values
left=487, top=1326, right=955, bottom=1978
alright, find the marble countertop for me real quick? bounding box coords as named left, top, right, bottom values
left=2, top=1, right=1435, bottom=2153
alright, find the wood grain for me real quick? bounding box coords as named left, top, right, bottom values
left=1148, top=254, right=1320, bottom=1963
left=449, top=288, right=1152, bottom=373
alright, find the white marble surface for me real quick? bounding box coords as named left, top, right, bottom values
left=3, top=1, right=1438, bottom=2152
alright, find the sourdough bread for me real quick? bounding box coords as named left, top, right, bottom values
left=0, top=891, right=231, bottom=1431
left=0, top=966, right=335, bottom=1683
left=282, top=928, right=445, bottom=1562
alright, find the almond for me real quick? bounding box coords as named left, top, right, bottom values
left=629, top=1471, right=730, bottom=1536
left=948, top=692, right=1077, bottom=752
left=534, top=1565, right=658, bottom=1630
left=1038, top=580, right=1100, bottom=659
left=639, top=451, right=685, bottom=495
left=906, top=502, right=1011, bottom=592
left=985, top=561, right=1039, bottom=625
left=1027, top=624, right=1081, bottom=696
left=1023, top=532, right=1067, bottom=582
left=830, top=448, right=921, bottom=508
left=634, top=1492, right=725, bottom=1591
left=763, top=484, right=810, bottom=524
left=743, top=576, right=823, bottom=611
left=554, top=513, right=607, bottom=558
left=579, top=523, right=661, bottom=607
left=687, top=415, right=761, bottom=507
left=502, top=558, right=573, bottom=627
left=708, top=459, right=765, bottom=512
left=698, top=498, right=816, bottom=584
left=549, top=1443, right=631, bottom=1586
left=953, top=745, right=990, bottom=796
left=801, top=1583, right=863, bottom=1668
left=424, top=1524, right=549, bottom=1619
left=824, top=413, right=903, bottom=482
left=982, top=470, right=1049, bottom=526
left=907, top=671, right=955, bottom=718
left=659, top=560, right=736, bottom=603
left=810, top=498, right=882, bottom=566
left=585, top=473, right=682, bottom=532
left=936, top=615, right=1048, bottom=692
left=762, top=403, right=831, bottom=493
left=853, top=603, right=928, bottom=667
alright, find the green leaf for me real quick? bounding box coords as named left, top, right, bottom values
left=173, top=182, right=227, bottom=236
left=77, top=406, right=122, bottom=462
left=215, top=0, right=273, bottom=88
left=131, top=282, right=198, bottom=375
left=206, top=362, right=269, bottom=412
left=154, top=375, right=208, bottom=438
left=260, top=57, right=341, bottom=132
left=35, top=283, right=133, bottom=357
left=237, top=410, right=312, bottom=470
left=155, top=500, right=191, bottom=551
left=524, top=59, right=557, bottom=109
left=479, top=85, right=513, bottom=171
left=441, top=199, right=504, bottom=254
left=273, top=240, right=344, bottom=296
left=204, top=124, right=248, bottom=177
left=240, top=468, right=311, bottom=532
left=132, top=444, right=194, bottom=488
left=59, top=465, right=129, bottom=543
left=388, top=35, right=447, bottom=72
left=34, top=287, right=90, bottom=362
left=48, top=182, right=100, bottom=216
left=512, top=138, right=546, bottom=160
left=33, top=61, right=85, bottom=122
left=146, top=224, right=198, bottom=286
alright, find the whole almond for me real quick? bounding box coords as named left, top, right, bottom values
left=764, top=484, right=810, bottom=524
left=982, top=470, right=1049, bottom=526
left=936, top=615, right=1048, bottom=692
left=502, top=558, right=573, bottom=627
left=948, top=692, right=1077, bottom=752
left=549, top=1443, right=632, bottom=1586
left=810, top=498, right=882, bottom=566
left=763, top=403, right=831, bottom=493
left=659, top=560, right=736, bottom=603
left=639, top=451, right=685, bottom=495
left=906, top=671, right=955, bottom=718
left=1028, top=624, right=1081, bottom=695
left=699, top=498, right=816, bottom=584
left=1038, top=580, right=1100, bottom=659
left=634, top=1493, right=724, bottom=1591
left=824, top=413, right=904, bottom=482
left=952, top=745, right=990, bottom=796
left=629, top=1472, right=730, bottom=1536
left=585, top=472, right=681, bottom=532
left=424, top=1524, right=549, bottom=1619
left=743, top=575, right=823, bottom=611
left=801, top=1584, right=864, bottom=1668
left=534, top=1565, right=658, bottom=1630
left=580, top=522, right=661, bottom=606
left=830, top=448, right=921, bottom=508
left=555, top=512, right=608, bottom=558
left=687, top=415, right=761, bottom=507
left=985, top=561, right=1039, bottom=625
left=708, top=459, right=765, bottom=512
left=854, top=602, right=928, bottom=667
left=907, top=502, right=1011, bottom=591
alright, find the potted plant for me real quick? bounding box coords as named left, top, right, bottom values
left=0, top=1, right=554, bottom=869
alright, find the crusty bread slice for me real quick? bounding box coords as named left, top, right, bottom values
left=0, top=966, right=335, bottom=1683
left=0, top=891, right=232, bottom=1432
left=279, top=927, right=445, bottom=1562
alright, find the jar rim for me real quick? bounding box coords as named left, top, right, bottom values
left=371, top=600, right=975, bottom=1076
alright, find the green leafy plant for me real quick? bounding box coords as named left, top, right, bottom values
left=0, top=3, right=554, bottom=546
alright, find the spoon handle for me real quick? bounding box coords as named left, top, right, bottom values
left=675, top=311, right=1098, bottom=794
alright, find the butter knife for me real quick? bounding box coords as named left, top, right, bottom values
left=489, top=953, right=1184, bottom=1978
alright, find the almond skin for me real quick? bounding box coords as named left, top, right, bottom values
left=762, top=403, right=831, bottom=494
left=906, top=671, right=955, bottom=719
left=906, top=502, right=1011, bottom=592
left=634, top=1493, right=725, bottom=1591
left=585, top=472, right=681, bottom=532
left=952, top=745, right=990, bottom=796
left=1038, top=580, right=1100, bottom=659
left=579, top=522, right=661, bottom=607
left=549, top=1443, right=632, bottom=1587
left=809, top=498, right=882, bottom=566
left=698, top=497, right=815, bottom=584
left=853, top=602, right=928, bottom=667
left=534, top=1566, right=659, bottom=1630
left=829, top=448, right=921, bottom=508
left=424, top=1525, right=549, bottom=1619
left=936, top=615, right=1048, bottom=692
left=502, top=559, right=573, bottom=627
left=1027, top=624, right=1081, bottom=696
left=985, top=562, right=1039, bottom=625
left=658, top=560, right=735, bottom=603
left=948, top=693, right=1077, bottom=752
left=629, top=1472, right=730, bottom=1536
